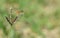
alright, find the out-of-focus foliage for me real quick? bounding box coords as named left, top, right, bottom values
left=0, top=0, right=60, bottom=38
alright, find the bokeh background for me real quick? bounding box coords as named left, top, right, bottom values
left=0, top=0, right=60, bottom=38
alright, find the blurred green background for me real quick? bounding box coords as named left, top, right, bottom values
left=0, top=0, right=60, bottom=38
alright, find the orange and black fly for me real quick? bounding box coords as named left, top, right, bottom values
left=5, top=7, right=23, bottom=26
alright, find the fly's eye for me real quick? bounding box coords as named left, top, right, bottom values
left=16, top=10, right=23, bottom=14
left=15, top=10, right=24, bottom=16
left=16, top=10, right=20, bottom=14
